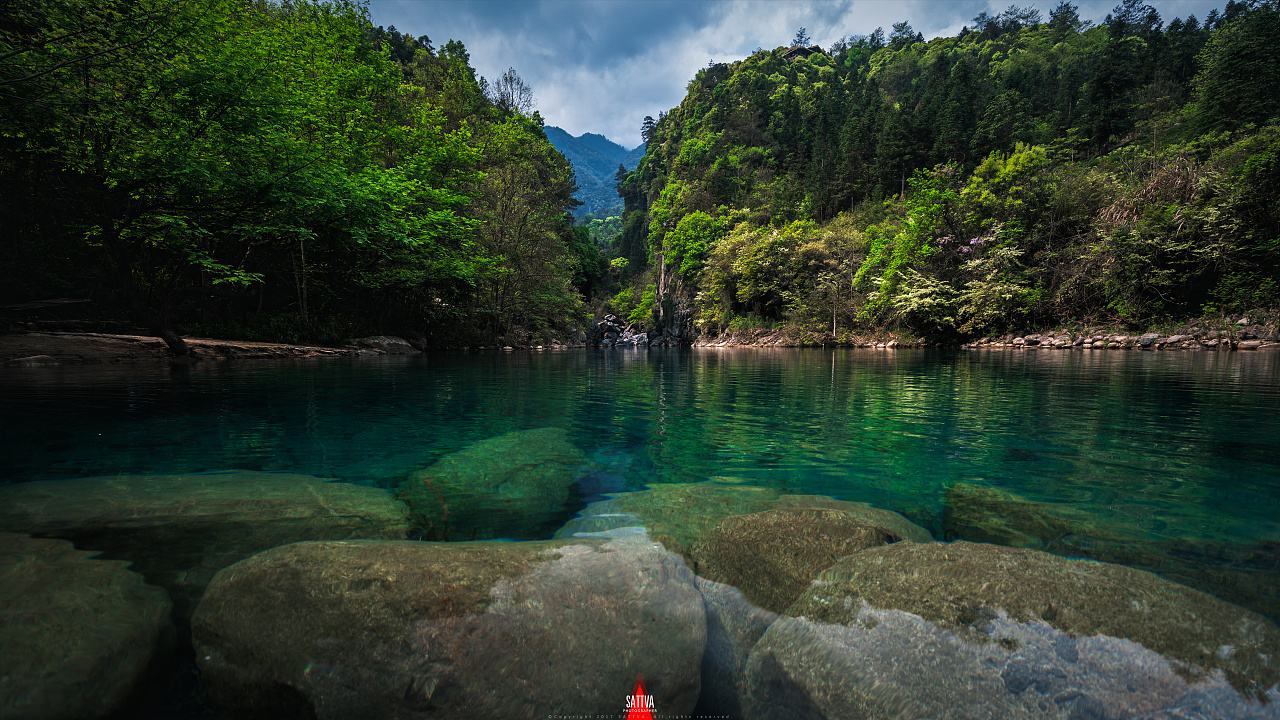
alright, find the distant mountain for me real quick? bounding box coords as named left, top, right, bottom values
left=544, top=126, right=644, bottom=220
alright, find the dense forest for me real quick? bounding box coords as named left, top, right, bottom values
left=0, top=0, right=606, bottom=347
left=3, top=0, right=1277, bottom=348
left=613, top=0, right=1280, bottom=342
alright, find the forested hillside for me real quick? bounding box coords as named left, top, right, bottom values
left=613, top=1, right=1280, bottom=342
left=0, top=0, right=604, bottom=346
left=544, top=126, right=644, bottom=219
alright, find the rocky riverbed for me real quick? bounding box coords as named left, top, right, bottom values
left=1, top=431, right=1278, bottom=719
left=963, top=318, right=1279, bottom=351
left=686, top=314, right=1280, bottom=350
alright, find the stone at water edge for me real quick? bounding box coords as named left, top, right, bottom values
left=192, top=537, right=705, bottom=720
left=690, top=508, right=906, bottom=614
left=0, top=471, right=411, bottom=619
left=742, top=541, right=1280, bottom=720
left=0, top=533, right=172, bottom=720
left=351, top=335, right=419, bottom=354
left=398, top=427, right=586, bottom=540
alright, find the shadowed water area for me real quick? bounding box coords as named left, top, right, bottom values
left=2, top=349, right=1280, bottom=718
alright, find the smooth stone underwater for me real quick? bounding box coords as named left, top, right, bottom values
left=0, top=533, right=172, bottom=720
left=0, top=471, right=411, bottom=617
left=742, top=541, right=1280, bottom=720
left=691, top=507, right=906, bottom=613
left=398, top=427, right=587, bottom=540
left=554, top=481, right=931, bottom=564
left=192, top=536, right=705, bottom=720
left=944, top=482, right=1280, bottom=621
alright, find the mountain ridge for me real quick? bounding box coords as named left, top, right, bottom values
left=544, top=125, right=644, bottom=219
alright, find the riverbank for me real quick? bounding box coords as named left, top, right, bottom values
left=689, top=314, right=1280, bottom=351
left=0, top=332, right=364, bottom=365
left=5, top=316, right=1278, bottom=366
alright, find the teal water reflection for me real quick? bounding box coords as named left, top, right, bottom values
left=2, top=349, right=1278, bottom=610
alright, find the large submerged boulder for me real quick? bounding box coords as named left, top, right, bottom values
left=0, top=471, right=410, bottom=617
left=743, top=541, right=1280, bottom=719
left=944, top=482, right=1280, bottom=620
left=555, top=481, right=929, bottom=563
left=0, top=533, right=172, bottom=720
left=399, top=427, right=586, bottom=539
left=691, top=508, right=905, bottom=614
left=556, top=482, right=779, bottom=556
left=192, top=537, right=705, bottom=720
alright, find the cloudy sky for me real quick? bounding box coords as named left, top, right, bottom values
left=367, top=0, right=1223, bottom=148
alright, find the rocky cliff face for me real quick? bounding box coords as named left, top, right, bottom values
left=656, top=262, right=697, bottom=343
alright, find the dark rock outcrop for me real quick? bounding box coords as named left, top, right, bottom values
left=352, top=335, right=419, bottom=354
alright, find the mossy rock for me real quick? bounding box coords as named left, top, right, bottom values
left=192, top=537, right=704, bottom=719
left=944, top=482, right=1280, bottom=621
left=943, top=483, right=1078, bottom=547
left=771, top=494, right=932, bottom=543
left=0, top=471, right=409, bottom=619
left=398, top=427, right=586, bottom=539
left=0, top=533, right=172, bottom=720
left=691, top=508, right=905, bottom=613
left=556, top=482, right=780, bottom=557
left=555, top=481, right=930, bottom=563
left=789, top=541, right=1280, bottom=697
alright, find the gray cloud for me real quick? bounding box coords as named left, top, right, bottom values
left=368, top=0, right=1226, bottom=147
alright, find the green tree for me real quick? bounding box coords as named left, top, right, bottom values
left=1192, top=6, right=1280, bottom=131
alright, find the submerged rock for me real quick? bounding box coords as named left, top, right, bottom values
left=556, top=482, right=779, bottom=557
left=192, top=537, right=705, bottom=720
left=691, top=508, right=905, bottom=613
left=743, top=541, right=1280, bottom=719
left=0, top=533, right=172, bottom=720
left=555, top=481, right=930, bottom=563
left=769, top=494, right=932, bottom=544
left=0, top=471, right=410, bottom=618
left=944, top=483, right=1280, bottom=620
left=399, top=427, right=586, bottom=540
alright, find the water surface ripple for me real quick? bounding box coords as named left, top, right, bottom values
left=2, top=348, right=1278, bottom=613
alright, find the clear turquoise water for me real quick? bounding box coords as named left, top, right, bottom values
left=3, top=348, right=1279, bottom=612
